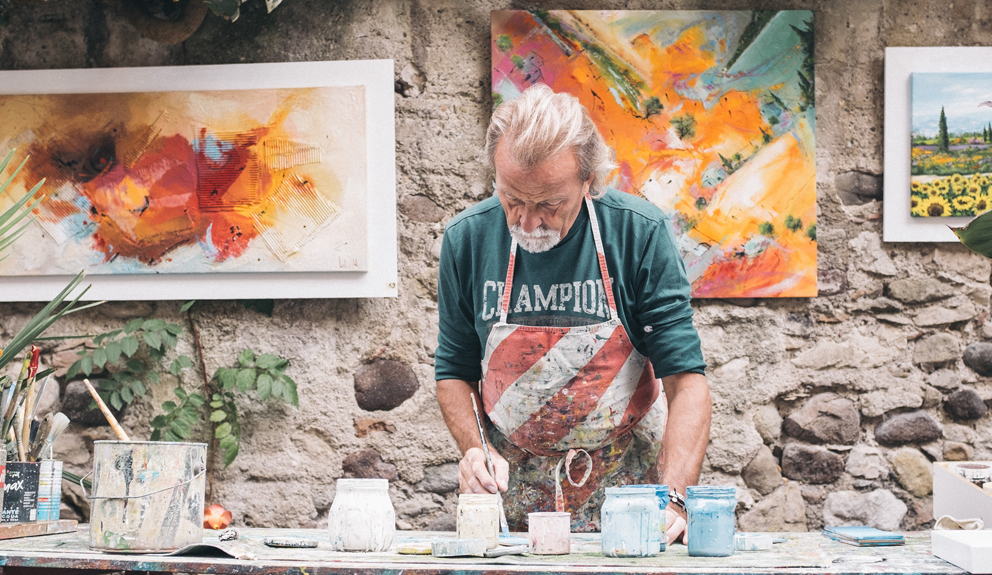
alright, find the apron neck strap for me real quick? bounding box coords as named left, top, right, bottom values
left=499, top=196, right=620, bottom=323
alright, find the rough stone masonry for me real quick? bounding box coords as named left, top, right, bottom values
left=1, top=0, right=991, bottom=532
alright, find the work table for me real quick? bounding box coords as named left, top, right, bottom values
left=0, top=527, right=966, bottom=574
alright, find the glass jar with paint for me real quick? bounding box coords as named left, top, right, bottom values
left=328, top=478, right=395, bottom=552
left=621, top=484, right=670, bottom=551
left=600, top=486, right=662, bottom=557
left=686, top=485, right=736, bottom=557
left=457, top=493, right=500, bottom=549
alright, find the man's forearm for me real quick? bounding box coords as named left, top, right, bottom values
left=436, top=378, right=485, bottom=454
left=659, top=372, right=711, bottom=495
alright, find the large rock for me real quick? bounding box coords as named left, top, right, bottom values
left=845, top=445, right=889, bottom=480
left=913, top=334, right=961, bottom=365
left=399, top=194, right=445, bottom=223
left=823, top=490, right=907, bottom=531
left=416, top=463, right=459, bottom=494
left=945, top=388, right=988, bottom=420
left=781, top=444, right=844, bottom=484
left=886, top=277, right=955, bottom=304
left=741, top=446, right=782, bottom=496
left=913, top=298, right=978, bottom=327
left=353, top=360, right=420, bottom=412
left=944, top=423, right=978, bottom=444
left=705, top=416, right=763, bottom=474
left=849, top=232, right=898, bottom=276
left=835, top=170, right=882, bottom=205
left=874, top=411, right=943, bottom=446
left=963, top=343, right=992, bottom=376
left=737, top=483, right=808, bottom=532
left=342, top=448, right=398, bottom=480
left=818, top=269, right=848, bottom=296
left=927, top=369, right=961, bottom=393
left=60, top=380, right=126, bottom=427
left=889, top=447, right=933, bottom=497
left=791, top=333, right=898, bottom=370
left=783, top=393, right=860, bottom=444
left=945, top=441, right=975, bottom=461
left=752, top=405, right=783, bottom=444
left=859, top=382, right=924, bottom=418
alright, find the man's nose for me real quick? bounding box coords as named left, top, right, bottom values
left=518, top=208, right=542, bottom=233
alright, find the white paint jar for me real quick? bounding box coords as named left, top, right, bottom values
left=456, top=493, right=500, bottom=549
left=328, top=478, right=395, bottom=552
left=528, top=512, right=570, bottom=554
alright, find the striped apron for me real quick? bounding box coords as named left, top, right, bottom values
left=481, top=196, right=666, bottom=531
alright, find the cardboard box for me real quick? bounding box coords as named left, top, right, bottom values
left=934, top=462, right=992, bottom=527
left=932, top=531, right=992, bottom=574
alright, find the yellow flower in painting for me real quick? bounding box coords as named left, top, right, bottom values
left=975, top=195, right=991, bottom=214
left=919, top=196, right=950, bottom=217
left=911, top=181, right=921, bottom=192
left=968, top=184, right=981, bottom=196
left=952, top=195, right=976, bottom=212
left=912, top=201, right=928, bottom=217
left=952, top=174, right=965, bottom=185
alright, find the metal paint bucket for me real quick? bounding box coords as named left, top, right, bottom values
left=86, top=441, right=206, bottom=553
left=528, top=512, right=570, bottom=554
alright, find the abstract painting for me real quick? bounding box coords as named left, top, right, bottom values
left=492, top=10, right=816, bottom=298
left=911, top=73, right=992, bottom=218
left=0, top=85, right=366, bottom=276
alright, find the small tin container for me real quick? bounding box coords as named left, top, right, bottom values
left=457, top=493, right=500, bottom=550
left=601, top=486, right=661, bottom=557
left=956, top=463, right=992, bottom=485
left=528, top=511, right=570, bottom=554
left=686, top=485, right=737, bottom=557
left=328, top=478, right=395, bottom=552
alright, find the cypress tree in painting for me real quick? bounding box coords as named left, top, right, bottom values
left=938, top=107, right=949, bottom=152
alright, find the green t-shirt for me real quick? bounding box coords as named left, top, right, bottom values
left=435, top=189, right=706, bottom=382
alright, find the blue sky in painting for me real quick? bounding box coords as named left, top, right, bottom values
left=912, top=72, right=992, bottom=136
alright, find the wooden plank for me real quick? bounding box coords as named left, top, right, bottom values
left=0, top=521, right=78, bottom=541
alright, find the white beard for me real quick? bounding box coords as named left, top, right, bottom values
left=509, top=224, right=561, bottom=253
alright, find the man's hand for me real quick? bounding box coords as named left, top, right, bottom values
left=665, top=506, right=687, bottom=545
left=459, top=446, right=509, bottom=494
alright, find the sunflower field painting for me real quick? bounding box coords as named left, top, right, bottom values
left=493, top=10, right=816, bottom=298
left=911, top=72, right=992, bottom=218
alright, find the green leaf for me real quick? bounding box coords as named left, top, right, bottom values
left=98, top=379, right=117, bottom=391
left=141, top=319, right=165, bottom=332
left=210, top=410, right=227, bottom=422
left=223, top=444, right=240, bottom=467
left=219, top=434, right=238, bottom=450
left=236, top=368, right=256, bottom=391
left=143, top=331, right=162, bottom=351
left=178, top=408, right=199, bottom=425
left=164, top=323, right=183, bottom=336
left=212, top=393, right=222, bottom=401
left=238, top=348, right=256, bottom=368
left=174, top=387, right=187, bottom=399
left=121, top=336, right=139, bottom=357
left=120, top=386, right=134, bottom=403
left=255, top=354, right=281, bottom=370
left=187, top=393, right=205, bottom=407
left=256, top=373, right=272, bottom=400
left=162, top=430, right=180, bottom=442
left=124, top=318, right=143, bottom=334
left=151, top=415, right=168, bottom=428
left=110, top=391, right=123, bottom=411
left=178, top=355, right=194, bottom=369
left=93, top=332, right=108, bottom=346
left=210, top=401, right=224, bottom=408
left=282, top=376, right=299, bottom=406
left=149, top=346, right=165, bottom=361
left=161, top=331, right=177, bottom=349
left=80, top=355, right=93, bottom=376
left=269, top=376, right=283, bottom=400
left=132, top=380, right=146, bottom=397
left=219, top=369, right=237, bottom=390
left=67, top=360, right=81, bottom=379
left=215, top=422, right=232, bottom=439
left=126, top=358, right=145, bottom=373
left=169, top=418, right=191, bottom=438
left=150, top=429, right=161, bottom=441
left=180, top=300, right=196, bottom=313
left=105, top=341, right=122, bottom=365
left=170, top=359, right=182, bottom=377
left=162, top=400, right=177, bottom=412
left=146, top=371, right=160, bottom=384
left=92, top=347, right=107, bottom=369
left=952, top=210, right=992, bottom=258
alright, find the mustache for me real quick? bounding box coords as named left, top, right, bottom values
left=508, top=224, right=558, bottom=238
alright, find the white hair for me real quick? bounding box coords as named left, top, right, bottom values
left=485, top=84, right=615, bottom=199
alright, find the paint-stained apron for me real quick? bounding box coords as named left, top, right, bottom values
left=481, top=196, right=667, bottom=532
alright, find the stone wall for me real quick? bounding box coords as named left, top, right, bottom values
left=1, top=0, right=991, bottom=532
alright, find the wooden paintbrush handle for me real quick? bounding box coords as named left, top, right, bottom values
left=83, top=379, right=130, bottom=442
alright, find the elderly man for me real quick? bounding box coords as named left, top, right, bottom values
left=435, top=84, right=710, bottom=544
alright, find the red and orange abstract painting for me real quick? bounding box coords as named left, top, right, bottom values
left=0, top=85, right=367, bottom=275
left=493, top=10, right=816, bottom=298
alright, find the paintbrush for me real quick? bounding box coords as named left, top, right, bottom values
left=83, top=379, right=130, bottom=441
left=35, top=412, right=69, bottom=461
left=28, top=374, right=52, bottom=422
left=20, top=347, right=40, bottom=460
left=27, top=413, right=52, bottom=462
left=1, top=356, right=32, bottom=439
left=470, top=394, right=511, bottom=538
left=14, top=402, right=26, bottom=461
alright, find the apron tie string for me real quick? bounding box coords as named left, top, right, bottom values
left=554, top=448, right=592, bottom=513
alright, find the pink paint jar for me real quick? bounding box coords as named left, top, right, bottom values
left=528, top=512, right=570, bottom=555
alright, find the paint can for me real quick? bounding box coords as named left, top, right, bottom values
left=686, top=485, right=737, bottom=557
left=87, top=441, right=206, bottom=552
left=36, top=459, right=62, bottom=521
left=2, top=462, right=40, bottom=523
left=528, top=511, right=570, bottom=554
left=600, top=486, right=661, bottom=557
left=328, top=478, right=395, bottom=552
left=456, top=493, right=500, bottom=550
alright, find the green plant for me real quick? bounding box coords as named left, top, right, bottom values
left=952, top=209, right=992, bottom=258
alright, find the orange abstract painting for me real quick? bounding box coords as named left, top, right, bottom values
left=0, top=86, right=367, bottom=275
left=492, top=10, right=816, bottom=298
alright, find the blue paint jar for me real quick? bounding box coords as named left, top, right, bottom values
left=686, top=485, right=737, bottom=557
left=619, top=484, right=669, bottom=551
left=601, top=486, right=661, bottom=557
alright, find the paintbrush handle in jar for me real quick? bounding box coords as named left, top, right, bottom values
left=83, top=379, right=130, bottom=441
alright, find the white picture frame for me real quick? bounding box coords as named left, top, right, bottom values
left=884, top=47, right=992, bottom=242
left=0, top=60, right=397, bottom=301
